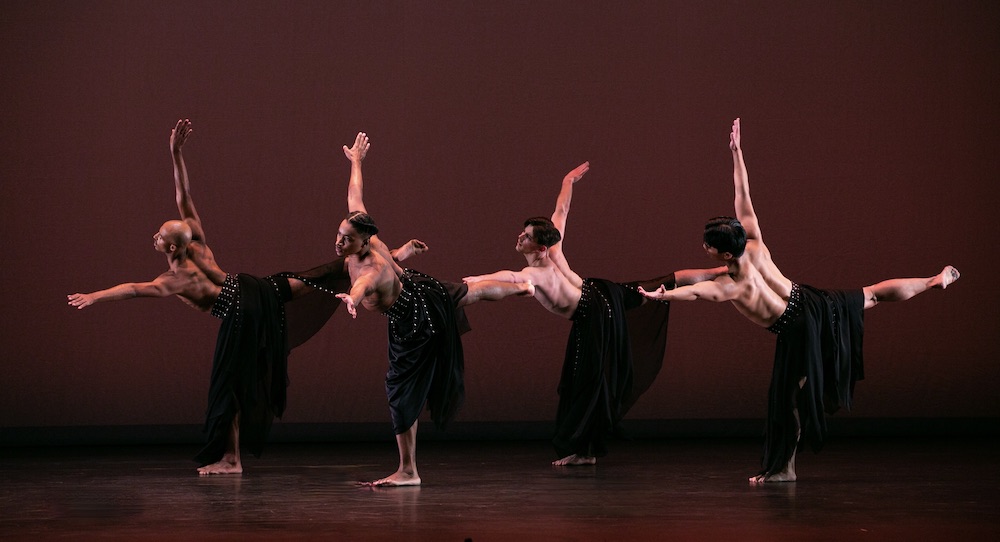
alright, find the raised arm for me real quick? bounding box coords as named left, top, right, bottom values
left=546, top=162, right=589, bottom=289
left=730, top=118, right=761, bottom=240
left=68, top=274, right=185, bottom=310
left=170, top=119, right=206, bottom=242
left=343, top=132, right=370, bottom=214
left=550, top=161, right=590, bottom=239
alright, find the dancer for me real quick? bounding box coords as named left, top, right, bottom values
left=66, top=120, right=424, bottom=475
left=464, top=163, right=725, bottom=466
left=333, top=132, right=534, bottom=487
left=639, top=118, right=960, bottom=483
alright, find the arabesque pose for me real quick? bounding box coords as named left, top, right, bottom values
left=333, top=132, right=534, bottom=486
left=465, top=163, right=725, bottom=466
left=639, top=119, right=960, bottom=483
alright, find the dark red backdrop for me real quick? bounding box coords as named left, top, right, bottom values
left=2, top=1, right=997, bottom=433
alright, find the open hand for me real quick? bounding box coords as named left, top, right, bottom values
left=336, top=293, right=358, bottom=318
left=171, top=119, right=192, bottom=153
left=67, top=293, right=96, bottom=310
left=343, top=132, right=370, bottom=163
left=563, top=161, right=590, bottom=184
left=637, top=285, right=668, bottom=300
left=729, top=118, right=741, bottom=152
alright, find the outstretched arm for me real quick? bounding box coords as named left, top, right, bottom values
left=550, top=161, right=590, bottom=239
left=335, top=272, right=378, bottom=319
left=730, top=118, right=762, bottom=240
left=638, top=279, right=734, bottom=303
left=344, top=132, right=370, bottom=214
left=171, top=119, right=206, bottom=242
left=674, top=266, right=729, bottom=287
left=68, top=275, right=183, bottom=309
left=390, top=239, right=429, bottom=262
left=464, top=268, right=534, bottom=284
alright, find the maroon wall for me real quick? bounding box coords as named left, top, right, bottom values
left=2, top=1, right=997, bottom=431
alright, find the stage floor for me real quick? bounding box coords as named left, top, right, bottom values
left=2, top=437, right=998, bottom=541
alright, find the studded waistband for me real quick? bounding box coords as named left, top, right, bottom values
left=210, top=274, right=239, bottom=320
left=766, top=282, right=802, bottom=335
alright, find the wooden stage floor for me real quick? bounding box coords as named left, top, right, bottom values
left=2, top=437, right=998, bottom=541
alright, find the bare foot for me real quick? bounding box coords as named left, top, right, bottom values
left=522, top=281, right=535, bottom=297
left=935, top=265, right=960, bottom=289
left=197, top=459, right=243, bottom=475
left=359, top=471, right=421, bottom=487
left=552, top=454, right=596, bottom=466
left=749, top=467, right=796, bottom=484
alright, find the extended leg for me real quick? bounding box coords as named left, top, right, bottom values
left=287, top=277, right=310, bottom=298
left=863, top=265, right=959, bottom=309
left=362, top=420, right=421, bottom=487
left=197, top=412, right=243, bottom=475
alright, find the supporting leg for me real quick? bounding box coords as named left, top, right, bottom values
left=552, top=453, right=597, bottom=466
left=362, top=420, right=421, bottom=487
left=197, top=412, right=243, bottom=475
left=750, top=377, right=804, bottom=484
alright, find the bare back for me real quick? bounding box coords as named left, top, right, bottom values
left=170, top=241, right=226, bottom=312
left=726, top=239, right=795, bottom=327
left=520, top=257, right=583, bottom=320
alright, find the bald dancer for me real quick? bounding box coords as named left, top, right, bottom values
left=639, top=118, right=960, bottom=483
left=67, top=120, right=425, bottom=475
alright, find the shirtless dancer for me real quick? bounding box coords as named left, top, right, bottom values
left=464, top=163, right=724, bottom=466
left=67, top=120, right=425, bottom=475
left=333, top=133, right=533, bottom=486
left=639, top=118, right=960, bottom=483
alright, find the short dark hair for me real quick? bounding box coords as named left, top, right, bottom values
left=524, top=217, right=561, bottom=247
left=703, top=216, right=746, bottom=257
left=346, top=211, right=379, bottom=237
